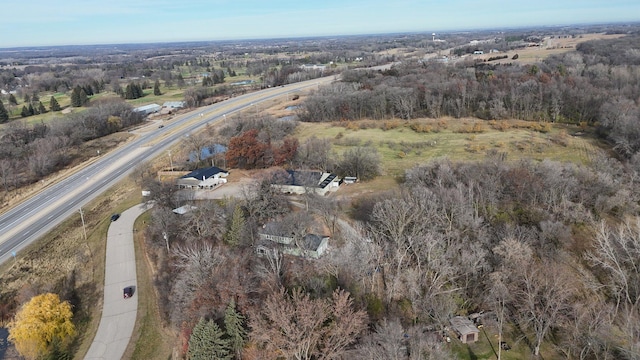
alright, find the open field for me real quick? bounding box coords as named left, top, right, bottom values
left=295, top=118, right=603, bottom=177
left=474, top=32, right=625, bottom=65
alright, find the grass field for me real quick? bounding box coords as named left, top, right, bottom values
left=294, top=118, right=602, bottom=177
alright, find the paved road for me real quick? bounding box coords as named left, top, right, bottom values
left=85, top=204, right=148, bottom=360
left=0, top=75, right=335, bottom=265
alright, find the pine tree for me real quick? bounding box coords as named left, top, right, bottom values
left=50, top=96, right=61, bottom=111
left=21, top=105, right=29, bottom=117
left=224, top=205, right=245, bottom=246
left=224, top=300, right=247, bottom=358
left=28, top=103, right=35, bottom=116
left=188, top=318, right=231, bottom=360
left=8, top=93, right=17, bottom=105
left=71, top=86, right=89, bottom=106
left=71, top=86, right=81, bottom=107
left=153, top=79, right=161, bottom=96
left=38, top=101, right=46, bottom=114
left=0, top=100, right=8, bottom=123
left=79, top=88, right=88, bottom=106
left=31, top=93, right=39, bottom=103
left=23, top=93, right=30, bottom=103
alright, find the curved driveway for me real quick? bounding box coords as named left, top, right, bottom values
left=85, top=204, right=148, bottom=360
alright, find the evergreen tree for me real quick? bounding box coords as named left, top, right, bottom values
left=224, top=205, right=245, bottom=246
left=23, top=93, right=30, bottom=103
left=124, top=84, right=134, bottom=99
left=79, top=88, right=88, bottom=106
left=71, top=86, right=81, bottom=107
left=49, top=96, right=61, bottom=111
left=21, top=105, right=29, bottom=117
left=124, top=83, right=144, bottom=99
left=153, top=79, right=161, bottom=96
left=8, top=93, right=17, bottom=105
left=202, top=76, right=213, bottom=87
left=0, top=100, right=8, bottom=123
left=71, top=85, right=89, bottom=107
left=224, top=300, right=247, bottom=358
left=82, top=84, right=93, bottom=96
left=31, top=93, right=39, bottom=103
left=38, top=101, right=46, bottom=114
left=28, top=103, right=35, bottom=116
left=188, top=318, right=231, bottom=360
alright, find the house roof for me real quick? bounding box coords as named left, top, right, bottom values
left=281, top=170, right=322, bottom=187
left=180, top=166, right=228, bottom=180
left=133, top=103, right=161, bottom=112
left=301, top=234, right=329, bottom=251
left=450, top=316, right=479, bottom=336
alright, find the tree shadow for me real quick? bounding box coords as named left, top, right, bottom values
left=0, top=327, right=8, bottom=359
left=467, top=345, right=478, bottom=360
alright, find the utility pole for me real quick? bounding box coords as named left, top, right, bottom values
left=79, top=207, right=95, bottom=277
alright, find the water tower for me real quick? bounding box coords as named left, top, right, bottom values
left=432, top=33, right=436, bottom=41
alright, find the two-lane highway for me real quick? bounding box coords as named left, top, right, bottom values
left=0, top=76, right=335, bottom=265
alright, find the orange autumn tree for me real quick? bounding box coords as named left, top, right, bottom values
left=8, top=293, right=76, bottom=360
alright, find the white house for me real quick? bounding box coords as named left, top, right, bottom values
left=271, top=170, right=340, bottom=196
left=177, top=166, right=229, bottom=189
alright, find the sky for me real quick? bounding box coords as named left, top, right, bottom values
left=1, top=0, right=639, bottom=48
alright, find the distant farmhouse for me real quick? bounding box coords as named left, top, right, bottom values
left=300, top=64, right=326, bottom=71
left=176, top=166, right=228, bottom=189
left=271, top=170, right=340, bottom=196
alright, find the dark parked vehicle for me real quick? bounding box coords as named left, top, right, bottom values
left=110, top=213, right=120, bottom=222
left=123, top=286, right=133, bottom=299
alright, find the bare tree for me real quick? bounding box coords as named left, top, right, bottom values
left=586, top=219, right=640, bottom=313
left=512, top=261, right=575, bottom=356
left=295, top=136, right=332, bottom=171
left=354, top=319, right=406, bottom=360
left=249, top=287, right=367, bottom=360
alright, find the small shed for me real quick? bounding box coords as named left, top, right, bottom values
left=450, top=316, right=479, bottom=344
